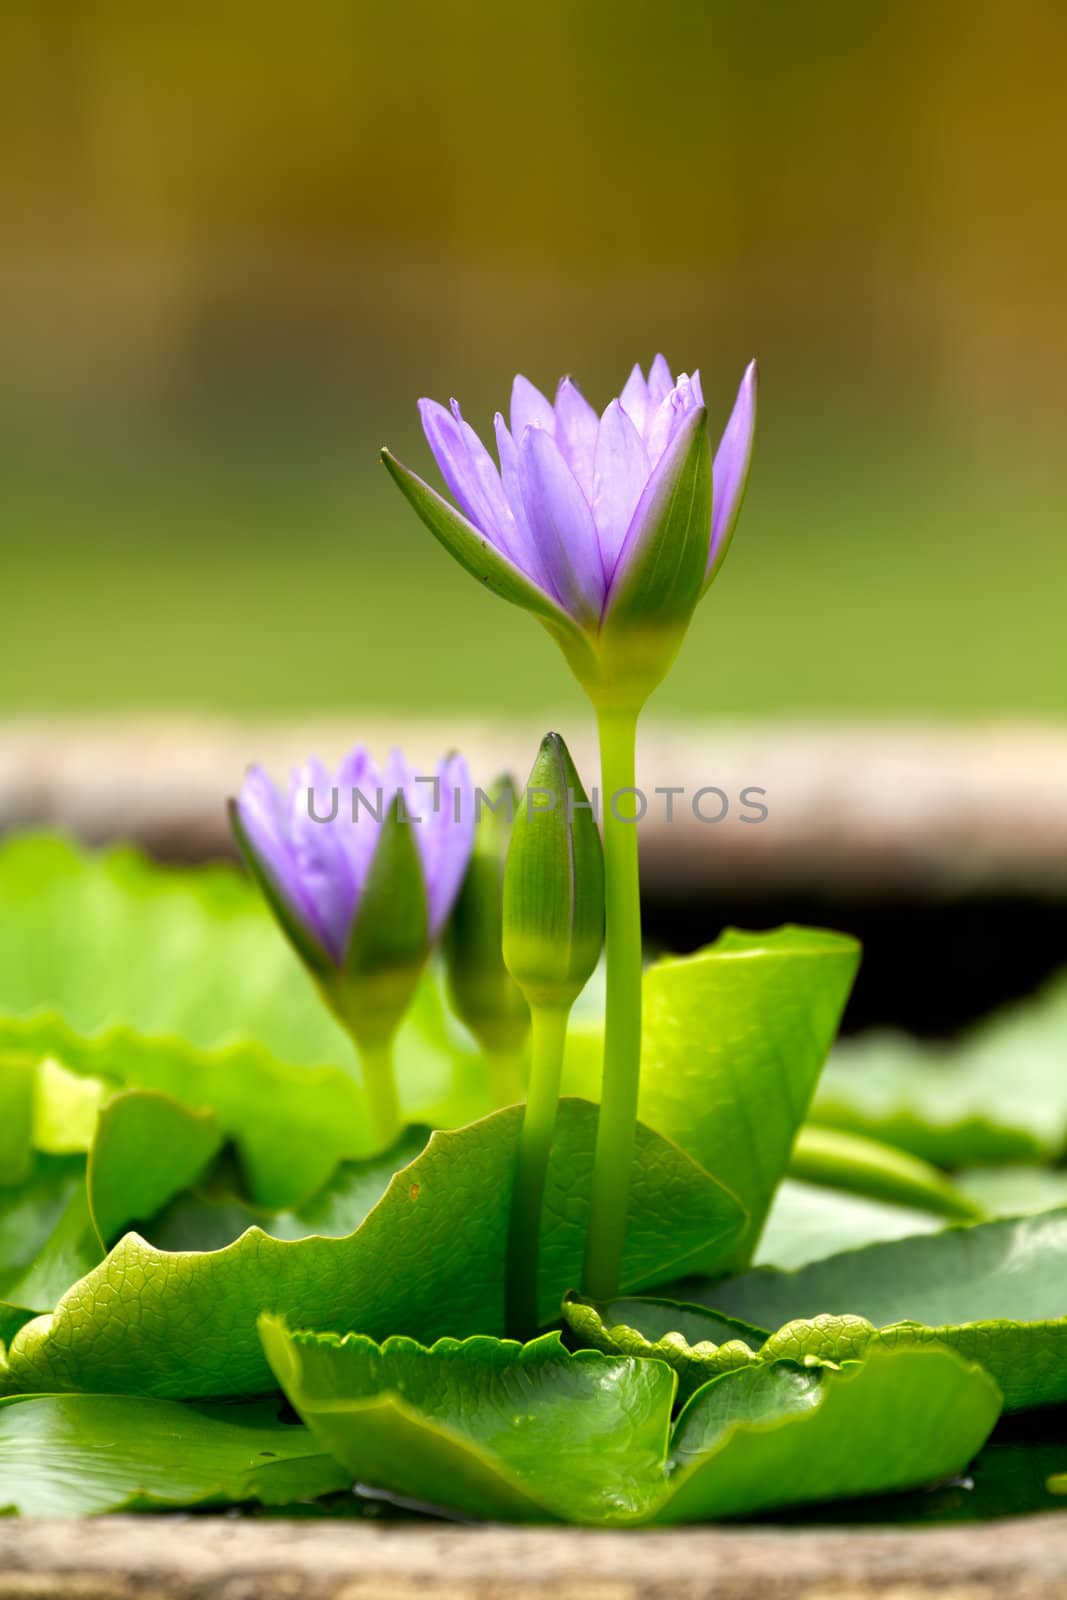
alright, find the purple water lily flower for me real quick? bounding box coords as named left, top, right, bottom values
left=383, top=356, right=756, bottom=707
left=416, top=356, right=755, bottom=622
left=233, top=746, right=474, bottom=970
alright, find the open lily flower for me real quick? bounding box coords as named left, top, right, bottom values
left=383, top=356, right=757, bottom=707
left=231, top=746, right=474, bottom=974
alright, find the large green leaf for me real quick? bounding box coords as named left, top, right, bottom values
left=0, top=1090, right=222, bottom=1330
left=0, top=833, right=483, bottom=1206
left=814, top=974, right=1067, bottom=1167
left=564, top=925, right=860, bottom=1265
left=0, top=1056, right=36, bottom=1185
left=0, top=1394, right=348, bottom=1515
left=690, top=1209, right=1067, bottom=1410
left=0, top=1155, right=83, bottom=1343
left=0, top=1099, right=743, bottom=1398
left=755, top=1179, right=945, bottom=1270
left=793, top=1407, right=1067, bottom=1526
left=656, top=1343, right=998, bottom=1525
left=262, top=1324, right=676, bottom=1524
left=144, top=1127, right=431, bottom=1253
left=562, top=1293, right=767, bottom=1400
left=562, top=1295, right=983, bottom=1407
left=262, top=1320, right=999, bottom=1525
left=956, top=1166, right=1067, bottom=1218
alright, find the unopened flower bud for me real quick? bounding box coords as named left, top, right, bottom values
left=230, top=744, right=474, bottom=1050
left=444, top=775, right=530, bottom=1055
left=503, top=734, right=604, bottom=1011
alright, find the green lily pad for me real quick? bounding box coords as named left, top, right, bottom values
left=0, top=1056, right=35, bottom=1186
left=803, top=1406, right=1067, bottom=1525
left=143, top=1126, right=432, bottom=1252
left=564, top=925, right=860, bottom=1265
left=32, top=1058, right=112, bottom=1154
left=657, top=1341, right=998, bottom=1525
left=955, top=1166, right=1067, bottom=1219
left=562, top=1293, right=982, bottom=1407
left=755, top=1179, right=946, bottom=1270
left=0, top=833, right=481, bottom=1207
left=261, top=1319, right=1000, bottom=1525
left=0, top=1099, right=744, bottom=1398
left=562, top=1293, right=766, bottom=1398
left=814, top=974, right=1067, bottom=1167
left=0, top=1154, right=83, bottom=1343
left=0, top=1089, right=222, bottom=1330
left=0, top=1393, right=348, bottom=1515
left=686, top=1209, right=1067, bottom=1410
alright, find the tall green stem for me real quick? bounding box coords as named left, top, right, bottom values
left=358, top=1039, right=402, bottom=1150
left=582, top=706, right=642, bottom=1301
left=507, top=1003, right=569, bottom=1339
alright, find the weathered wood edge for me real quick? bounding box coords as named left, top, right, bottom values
left=1, top=1513, right=1066, bottom=1599
left=3, top=714, right=1067, bottom=898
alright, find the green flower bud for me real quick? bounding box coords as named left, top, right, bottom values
left=503, top=734, right=605, bottom=1011
left=444, top=775, right=530, bottom=1056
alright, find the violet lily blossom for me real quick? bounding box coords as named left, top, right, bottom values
left=383, top=355, right=756, bottom=708
left=232, top=746, right=474, bottom=972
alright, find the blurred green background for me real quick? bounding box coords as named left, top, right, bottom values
left=2, top=0, right=1064, bottom=720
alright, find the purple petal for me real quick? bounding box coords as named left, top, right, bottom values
left=446, top=400, right=528, bottom=565
left=645, top=372, right=704, bottom=468
left=518, top=426, right=606, bottom=624
left=646, top=353, right=675, bottom=410
left=553, top=377, right=599, bottom=499
left=510, top=374, right=556, bottom=438
left=287, top=758, right=361, bottom=964
left=237, top=767, right=332, bottom=957
left=593, top=400, right=651, bottom=575
left=418, top=399, right=514, bottom=560
left=710, top=360, right=759, bottom=575
left=382, top=746, right=419, bottom=827
left=493, top=414, right=559, bottom=599
left=334, top=745, right=385, bottom=896
left=424, top=752, right=475, bottom=937
left=619, top=362, right=650, bottom=435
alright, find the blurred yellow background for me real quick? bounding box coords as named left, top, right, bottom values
left=2, top=0, right=1064, bottom=719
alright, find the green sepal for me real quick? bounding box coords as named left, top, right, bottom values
left=584, top=406, right=711, bottom=710
left=503, top=734, right=604, bottom=1011
left=332, top=796, right=430, bottom=1049
left=380, top=449, right=584, bottom=637
left=228, top=797, right=332, bottom=976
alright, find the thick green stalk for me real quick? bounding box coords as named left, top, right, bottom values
left=507, top=1003, right=570, bottom=1339
left=358, top=1039, right=402, bottom=1150
left=582, top=706, right=642, bottom=1300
